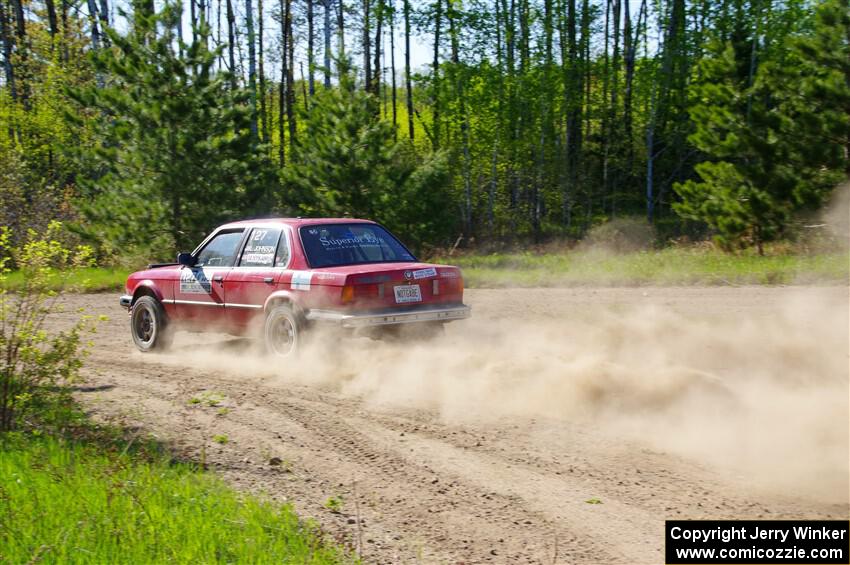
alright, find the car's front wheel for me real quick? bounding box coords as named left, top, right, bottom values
left=264, top=304, right=303, bottom=357
left=130, top=295, right=173, bottom=352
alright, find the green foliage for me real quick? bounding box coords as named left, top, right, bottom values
left=675, top=2, right=849, bottom=252
left=0, top=222, right=98, bottom=432
left=1, top=0, right=846, bottom=256
left=0, top=435, right=355, bottom=564
left=323, top=495, right=344, bottom=513
left=0, top=267, right=128, bottom=293
left=67, top=6, right=277, bottom=260
left=284, top=60, right=455, bottom=253
left=793, top=0, right=850, bottom=179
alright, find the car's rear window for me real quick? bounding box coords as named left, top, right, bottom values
left=299, top=223, right=415, bottom=268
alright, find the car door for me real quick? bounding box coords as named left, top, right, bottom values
left=174, top=228, right=245, bottom=327
left=223, top=227, right=290, bottom=329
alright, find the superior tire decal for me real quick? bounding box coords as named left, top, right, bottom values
left=412, top=267, right=437, bottom=280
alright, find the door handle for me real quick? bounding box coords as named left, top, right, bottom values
left=263, top=277, right=274, bottom=284
left=213, top=275, right=224, bottom=284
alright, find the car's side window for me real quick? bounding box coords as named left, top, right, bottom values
left=239, top=228, right=282, bottom=267
left=275, top=230, right=290, bottom=268
left=195, top=230, right=245, bottom=267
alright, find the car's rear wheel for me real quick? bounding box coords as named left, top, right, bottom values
left=264, top=304, right=302, bottom=357
left=130, top=295, right=173, bottom=352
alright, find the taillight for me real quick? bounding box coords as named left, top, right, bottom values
left=341, top=285, right=354, bottom=303
left=459, top=277, right=464, bottom=293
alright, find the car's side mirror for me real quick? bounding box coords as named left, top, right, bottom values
left=177, top=252, right=197, bottom=267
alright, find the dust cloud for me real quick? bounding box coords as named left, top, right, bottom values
left=823, top=182, right=850, bottom=248
left=168, top=287, right=849, bottom=502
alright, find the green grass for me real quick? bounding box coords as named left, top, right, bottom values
left=1, top=267, right=129, bottom=293
left=0, top=435, right=354, bottom=564
left=444, top=248, right=850, bottom=288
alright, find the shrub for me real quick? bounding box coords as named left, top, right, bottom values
left=0, top=222, right=99, bottom=432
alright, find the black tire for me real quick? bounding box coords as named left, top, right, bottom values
left=130, top=295, right=173, bottom=352
left=264, top=304, right=303, bottom=357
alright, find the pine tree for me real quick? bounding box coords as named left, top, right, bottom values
left=283, top=59, right=454, bottom=251
left=67, top=6, right=276, bottom=258
left=794, top=0, right=850, bottom=178
left=674, top=4, right=848, bottom=253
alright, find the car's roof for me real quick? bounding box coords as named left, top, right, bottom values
left=217, top=218, right=377, bottom=229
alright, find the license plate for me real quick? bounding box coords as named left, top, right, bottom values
left=393, top=284, right=422, bottom=304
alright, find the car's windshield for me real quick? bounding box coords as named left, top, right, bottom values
left=299, top=223, right=416, bottom=268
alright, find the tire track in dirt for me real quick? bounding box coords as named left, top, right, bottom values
left=62, top=288, right=849, bottom=564
left=84, top=355, right=616, bottom=563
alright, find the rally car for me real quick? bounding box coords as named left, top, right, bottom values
left=120, top=218, right=471, bottom=356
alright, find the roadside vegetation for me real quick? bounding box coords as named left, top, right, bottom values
left=2, top=241, right=847, bottom=294
left=0, top=435, right=350, bottom=564
left=0, top=266, right=127, bottom=293
left=448, top=248, right=850, bottom=288
left=0, top=225, right=355, bottom=564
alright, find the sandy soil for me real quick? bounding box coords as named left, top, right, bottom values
left=54, top=286, right=849, bottom=564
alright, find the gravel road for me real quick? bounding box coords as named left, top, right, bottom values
left=55, top=286, right=849, bottom=564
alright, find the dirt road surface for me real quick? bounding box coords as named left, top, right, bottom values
left=55, top=286, right=849, bottom=564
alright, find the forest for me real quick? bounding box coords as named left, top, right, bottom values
left=0, top=0, right=847, bottom=260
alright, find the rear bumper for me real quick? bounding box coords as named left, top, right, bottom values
left=306, top=304, right=471, bottom=329
left=119, top=295, right=133, bottom=309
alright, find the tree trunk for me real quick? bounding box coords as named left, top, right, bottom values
left=623, top=0, right=642, bottom=173
left=580, top=0, right=591, bottom=227
left=561, top=0, right=581, bottom=227
left=10, top=0, right=23, bottom=42
left=0, top=0, right=17, bottom=107
left=363, top=0, right=371, bottom=92
left=278, top=0, right=287, bottom=166
left=337, top=0, right=345, bottom=54
left=490, top=0, right=503, bottom=238
left=60, top=0, right=69, bottom=60
left=98, top=0, right=108, bottom=41
left=216, top=0, right=222, bottom=68
left=431, top=0, right=442, bottom=149
left=86, top=0, right=100, bottom=48
left=246, top=0, right=258, bottom=140
left=448, top=0, right=472, bottom=236
left=259, top=0, right=268, bottom=143
left=372, top=0, right=383, bottom=99
left=307, top=0, right=315, bottom=95
left=403, top=0, right=413, bottom=139
left=190, top=0, right=196, bottom=43
left=9, top=0, right=27, bottom=108
left=226, top=0, right=236, bottom=87
left=610, top=0, right=620, bottom=216
left=45, top=0, right=59, bottom=46
left=389, top=0, right=397, bottom=136
left=199, top=0, right=208, bottom=48
left=323, top=0, right=331, bottom=87
left=501, top=0, right=517, bottom=236
left=601, top=0, right=610, bottom=216
left=285, top=0, right=296, bottom=157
